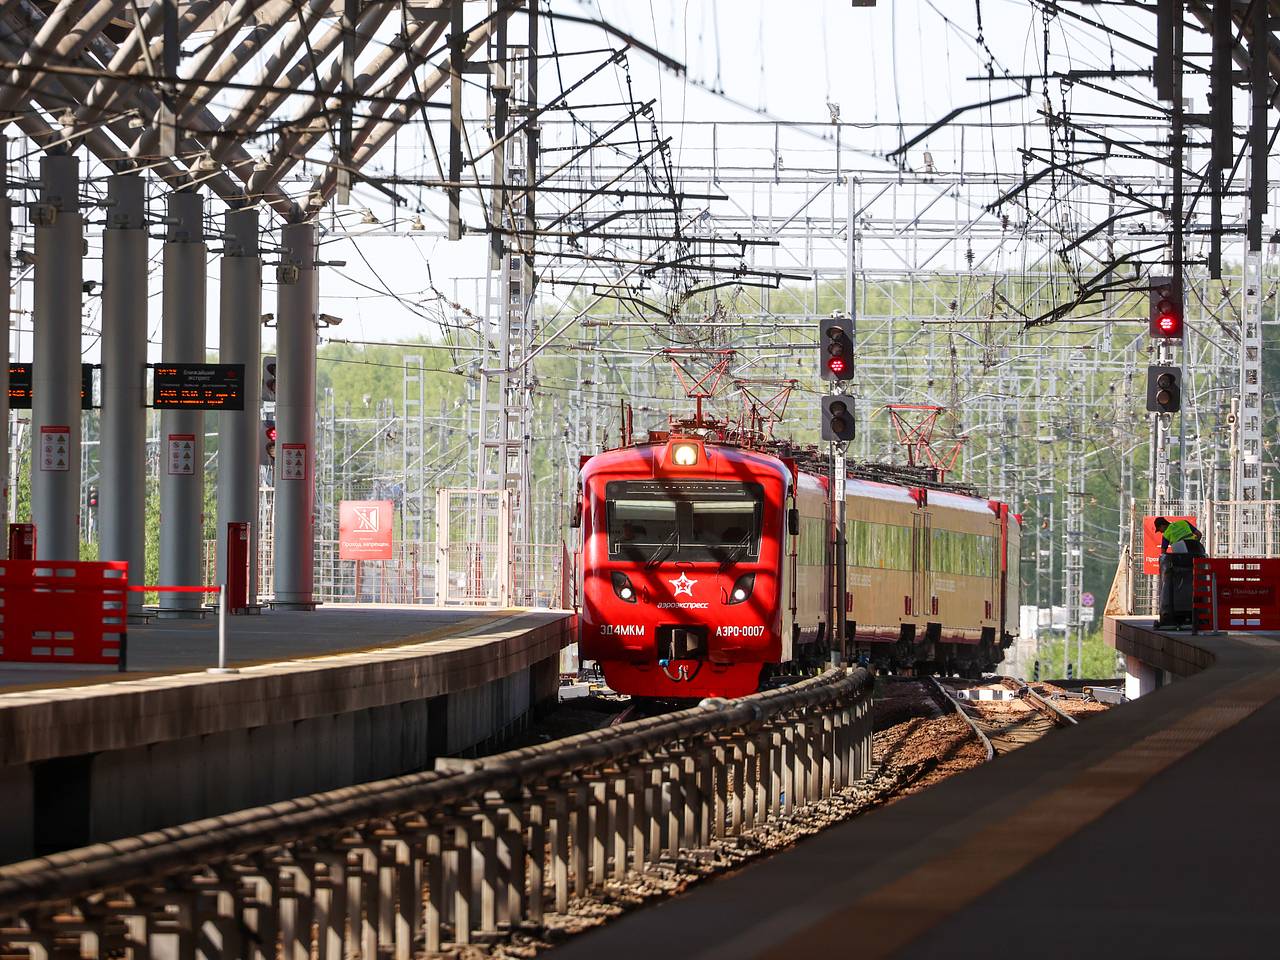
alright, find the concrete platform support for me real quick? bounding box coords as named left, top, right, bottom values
left=0, top=663, right=545, bottom=859
left=31, top=153, right=82, bottom=559
left=215, top=208, right=262, bottom=600
left=99, top=175, right=148, bottom=608
left=273, top=221, right=318, bottom=607
left=1125, top=654, right=1158, bottom=700
left=158, top=192, right=207, bottom=614
left=0, top=136, right=10, bottom=556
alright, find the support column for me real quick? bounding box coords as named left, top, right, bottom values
left=158, top=192, right=206, bottom=614
left=216, top=208, right=262, bottom=603
left=1124, top=654, right=1158, bottom=701
left=31, top=153, right=82, bottom=560
left=0, top=135, right=9, bottom=556
left=99, top=174, right=148, bottom=607
left=272, top=221, right=317, bottom=608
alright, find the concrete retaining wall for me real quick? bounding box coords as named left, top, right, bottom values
left=0, top=612, right=572, bottom=864
left=1106, top=616, right=1215, bottom=679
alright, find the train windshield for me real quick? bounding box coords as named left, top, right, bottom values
left=605, top=480, right=764, bottom=564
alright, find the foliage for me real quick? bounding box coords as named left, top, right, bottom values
left=1029, top=629, right=1124, bottom=681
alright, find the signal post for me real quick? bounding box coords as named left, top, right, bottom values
left=820, top=313, right=856, bottom=665
left=1147, top=276, right=1184, bottom=510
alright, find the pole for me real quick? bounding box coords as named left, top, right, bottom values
left=216, top=208, right=262, bottom=606
left=158, top=191, right=207, bottom=616
left=273, top=220, right=318, bottom=608
left=99, top=174, right=148, bottom=610
left=833, top=443, right=847, bottom=666
left=0, top=134, right=9, bottom=557
left=31, top=153, right=82, bottom=559
left=208, top=584, right=237, bottom=674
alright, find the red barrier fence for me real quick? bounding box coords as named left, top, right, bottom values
left=1192, top=558, right=1280, bottom=632
left=0, top=561, right=129, bottom=669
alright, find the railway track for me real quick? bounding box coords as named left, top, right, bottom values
left=931, top=676, right=1077, bottom=757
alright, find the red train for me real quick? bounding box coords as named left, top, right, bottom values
left=574, top=433, right=1020, bottom=698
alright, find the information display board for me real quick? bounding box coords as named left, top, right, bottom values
left=153, top=363, right=245, bottom=410
left=10, top=363, right=95, bottom=410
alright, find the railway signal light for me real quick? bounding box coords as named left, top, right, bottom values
left=262, top=419, right=277, bottom=463
left=1148, top=275, right=1183, bottom=338
left=1146, top=365, right=1182, bottom=414
left=822, top=395, right=856, bottom=442
left=87, top=486, right=98, bottom=509
left=819, top=313, right=855, bottom=381
left=261, top=354, right=277, bottom=402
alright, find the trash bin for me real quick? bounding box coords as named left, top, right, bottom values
left=1158, top=552, right=1195, bottom=628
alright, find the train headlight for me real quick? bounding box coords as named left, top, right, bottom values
left=671, top=441, right=699, bottom=466
left=611, top=571, right=638, bottom=603
left=726, top=572, right=756, bottom=605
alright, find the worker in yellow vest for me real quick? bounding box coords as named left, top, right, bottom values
left=1154, top=517, right=1205, bottom=558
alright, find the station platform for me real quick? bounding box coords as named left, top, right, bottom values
left=0, top=606, right=574, bottom=863
left=551, top=618, right=1280, bottom=958
left=0, top=605, right=511, bottom=691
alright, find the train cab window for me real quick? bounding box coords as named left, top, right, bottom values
left=606, top=480, right=764, bottom=563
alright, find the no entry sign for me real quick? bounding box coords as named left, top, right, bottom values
left=339, top=500, right=394, bottom=561
left=1142, top=514, right=1197, bottom=575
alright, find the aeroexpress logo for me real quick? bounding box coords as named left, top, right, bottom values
left=659, top=573, right=707, bottom=609
left=669, top=573, right=697, bottom=596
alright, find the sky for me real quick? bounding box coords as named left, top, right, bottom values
left=5, top=0, right=1255, bottom=363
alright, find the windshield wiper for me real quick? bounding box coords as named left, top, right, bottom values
left=717, top=531, right=754, bottom=571
left=645, top=529, right=680, bottom=568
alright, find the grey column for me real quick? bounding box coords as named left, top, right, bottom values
left=0, top=135, right=9, bottom=556
left=215, top=207, right=262, bottom=601
left=99, top=174, right=148, bottom=605
left=31, top=153, right=83, bottom=560
left=158, top=191, right=206, bottom=614
left=272, top=221, right=317, bottom=607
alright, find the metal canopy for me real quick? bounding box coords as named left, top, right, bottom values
left=0, top=0, right=519, bottom=222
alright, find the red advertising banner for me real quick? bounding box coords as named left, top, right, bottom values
left=1142, top=514, right=1197, bottom=575
left=339, top=500, right=394, bottom=560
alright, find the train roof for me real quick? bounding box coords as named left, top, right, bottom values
left=580, top=438, right=793, bottom=487
left=581, top=438, right=1009, bottom=515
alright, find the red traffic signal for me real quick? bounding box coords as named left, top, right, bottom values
left=1148, top=277, right=1183, bottom=338
left=263, top=420, right=277, bottom=463
left=819, top=314, right=855, bottom=382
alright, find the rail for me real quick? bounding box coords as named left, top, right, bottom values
left=0, top=667, right=872, bottom=958
left=1010, top=679, right=1079, bottom=728
left=930, top=677, right=995, bottom=761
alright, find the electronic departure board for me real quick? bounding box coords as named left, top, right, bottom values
left=9, top=363, right=95, bottom=410
left=153, top=364, right=246, bottom=410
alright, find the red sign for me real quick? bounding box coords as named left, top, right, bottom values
left=339, top=500, right=394, bottom=560
left=1142, top=514, right=1197, bottom=575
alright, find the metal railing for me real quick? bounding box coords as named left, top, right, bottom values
left=202, top=539, right=567, bottom=608
left=0, top=668, right=872, bottom=959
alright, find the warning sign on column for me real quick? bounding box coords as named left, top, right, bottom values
left=281, top=443, right=307, bottom=481
left=39, top=425, right=71, bottom=472
left=167, top=434, right=196, bottom=476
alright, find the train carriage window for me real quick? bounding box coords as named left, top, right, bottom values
left=605, top=480, right=764, bottom=563
left=848, top=520, right=912, bottom=571
left=799, top=516, right=827, bottom=566
left=930, top=529, right=995, bottom=577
